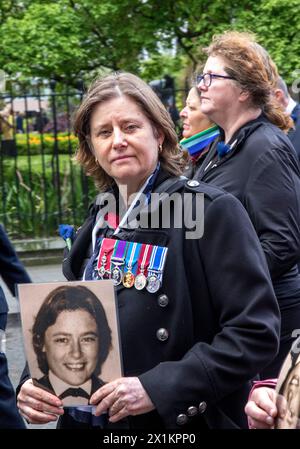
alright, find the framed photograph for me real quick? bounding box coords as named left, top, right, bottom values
left=18, top=280, right=122, bottom=407
left=275, top=336, right=300, bottom=429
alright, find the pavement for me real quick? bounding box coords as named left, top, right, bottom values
left=4, top=263, right=65, bottom=429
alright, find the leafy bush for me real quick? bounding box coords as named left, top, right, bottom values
left=1, top=155, right=97, bottom=238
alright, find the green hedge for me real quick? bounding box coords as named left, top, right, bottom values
left=1, top=155, right=97, bottom=238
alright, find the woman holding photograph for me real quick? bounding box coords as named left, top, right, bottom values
left=17, top=72, right=280, bottom=429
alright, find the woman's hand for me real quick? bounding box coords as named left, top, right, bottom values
left=17, top=379, right=64, bottom=425
left=244, top=387, right=279, bottom=429
left=90, top=377, right=155, bottom=423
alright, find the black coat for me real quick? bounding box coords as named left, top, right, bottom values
left=195, top=114, right=300, bottom=283
left=194, top=115, right=300, bottom=377
left=0, top=225, right=31, bottom=328
left=0, top=225, right=31, bottom=428
left=60, top=171, right=280, bottom=429
left=289, top=103, right=300, bottom=160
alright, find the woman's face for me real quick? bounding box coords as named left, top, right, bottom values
left=43, top=309, right=99, bottom=386
left=198, top=56, right=242, bottom=125
left=180, top=88, right=212, bottom=138
left=89, top=96, right=162, bottom=192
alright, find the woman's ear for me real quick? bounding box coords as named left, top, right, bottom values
left=239, top=89, right=250, bottom=103
left=157, top=130, right=165, bottom=147
left=153, top=126, right=165, bottom=146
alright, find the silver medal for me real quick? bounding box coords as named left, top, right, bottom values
left=111, top=266, right=123, bottom=286
left=98, top=265, right=106, bottom=279
left=134, top=273, right=147, bottom=290
left=146, top=274, right=161, bottom=293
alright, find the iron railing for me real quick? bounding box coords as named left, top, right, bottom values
left=0, top=81, right=186, bottom=239
left=0, top=83, right=96, bottom=239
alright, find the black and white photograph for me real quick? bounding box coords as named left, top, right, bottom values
left=18, top=280, right=122, bottom=407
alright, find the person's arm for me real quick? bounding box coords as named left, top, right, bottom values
left=0, top=226, right=31, bottom=296
left=244, top=144, right=300, bottom=279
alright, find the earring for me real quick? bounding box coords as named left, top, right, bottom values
left=95, top=157, right=98, bottom=165
left=158, top=144, right=162, bottom=153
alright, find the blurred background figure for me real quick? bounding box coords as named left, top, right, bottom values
left=0, top=224, right=31, bottom=428
left=15, top=112, right=24, bottom=134
left=34, top=108, right=48, bottom=133
left=0, top=104, right=17, bottom=157
left=274, top=76, right=300, bottom=160
left=180, top=86, right=219, bottom=174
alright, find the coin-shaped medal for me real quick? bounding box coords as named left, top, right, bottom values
left=134, top=273, right=147, bottom=290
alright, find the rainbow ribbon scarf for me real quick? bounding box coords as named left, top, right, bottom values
left=180, top=125, right=220, bottom=157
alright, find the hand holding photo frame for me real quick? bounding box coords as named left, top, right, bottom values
left=275, top=336, right=300, bottom=429
left=18, top=280, right=122, bottom=407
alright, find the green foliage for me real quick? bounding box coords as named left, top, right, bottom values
left=1, top=155, right=97, bottom=238
left=234, top=0, right=300, bottom=83
left=1, top=0, right=299, bottom=91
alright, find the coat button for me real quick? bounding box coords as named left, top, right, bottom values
left=157, top=294, right=169, bottom=307
left=198, top=401, right=207, bottom=414
left=156, top=328, right=169, bottom=341
left=187, top=180, right=200, bottom=187
left=176, top=414, right=188, bottom=426
left=187, top=406, right=198, bottom=417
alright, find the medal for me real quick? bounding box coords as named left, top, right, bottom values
left=134, top=273, right=147, bottom=290
left=111, top=240, right=128, bottom=286
left=146, top=246, right=168, bottom=294
left=146, top=274, right=161, bottom=293
left=97, top=238, right=116, bottom=279
left=98, top=252, right=107, bottom=279
left=111, top=266, right=123, bottom=286
left=134, top=243, right=151, bottom=291
left=122, top=242, right=140, bottom=289
left=123, top=271, right=135, bottom=288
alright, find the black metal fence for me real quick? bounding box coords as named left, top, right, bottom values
left=0, top=79, right=186, bottom=239
left=0, top=83, right=96, bottom=239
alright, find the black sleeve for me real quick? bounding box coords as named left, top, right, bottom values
left=0, top=226, right=31, bottom=296
left=244, top=147, right=300, bottom=279
left=139, top=192, right=280, bottom=427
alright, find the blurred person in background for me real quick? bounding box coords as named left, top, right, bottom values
left=0, top=104, right=16, bottom=157
left=180, top=87, right=219, bottom=175
left=274, top=76, right=300, bottom=160
left=0, top=225, right=31, bottom=428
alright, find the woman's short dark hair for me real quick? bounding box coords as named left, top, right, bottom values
left=32, top=285, right=112, bottom=376
left=73, top=72, right=186, bottom=191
